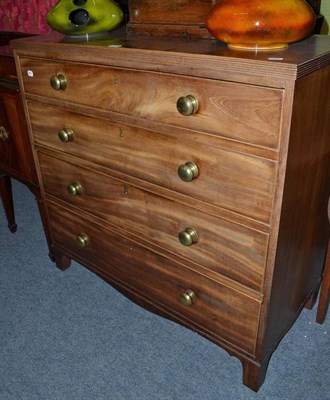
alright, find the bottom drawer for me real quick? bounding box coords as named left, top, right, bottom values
left=48, top=202, right=261, bottom=355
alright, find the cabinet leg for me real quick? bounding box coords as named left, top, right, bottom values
left=316, top=239, right=330, bottom=324
left=241, top=356, right=271, bottom=392
left=28, top=186, right=55, bottom=262
left=0, top=175, right=17, bottom=233
left=52, top=247, right=71, bottom=271
left=36, top=196, right=54, bottom=261
left=305, top=284, right=320, bottom=309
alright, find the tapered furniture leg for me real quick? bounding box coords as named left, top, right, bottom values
left=316, top=239, right=330, bottom=323
left=52, top=247, right=71, bottom=271
left=0, top=174, right=17, bottom=233
left=29, top=186, right=56, bottom=262
left=316, top=199, right=330, bottom=324
left=305, top=285, right=320, bottom=309
left=241, top=356, right=271, bottom=392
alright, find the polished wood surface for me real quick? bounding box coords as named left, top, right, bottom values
left=12, top=33, right=330, bottom=392
left=28, top=101, right=277, bottom=224
left=38, top=151, right=268, bottom=292
left=0, top=32, right=52, bottom=257
left=0, top=80, right=33, bottom=180
left=11, top=32, right=330, bottom=83
left=127, top=0, right=216, bottom=37
left=20, top=58, right=283, bottom=148
left=0, top=33, right=34, bottom=232
left=48, top=200, right=261, bottom=355
left=259, top=64, right=330, bottom=359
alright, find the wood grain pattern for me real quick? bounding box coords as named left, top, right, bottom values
left=0, top=34, right=38, bottom=235
left=127, top=0, right=216, bottom=38
left=13, top=32, right=330, bottom=392
left=259, top=65, right=330, bottom=358
left=12, top=34, right=330, bottom=85
left=48, top=200, right=261, bottom=355
left=28, top=102, right=277, bottom=224
left=20, top=58, right=283, bottom=148
left=129, top=0, right=216, bottom=23
left=39, top=151, right=269, bottom=291
left=0, top=87, right=34, bottom=179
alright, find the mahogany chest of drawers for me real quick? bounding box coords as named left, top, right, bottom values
left=12, top=32, right=330, bottom=391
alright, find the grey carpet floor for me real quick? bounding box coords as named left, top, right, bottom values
left=0, top=180, right=329, bottom=400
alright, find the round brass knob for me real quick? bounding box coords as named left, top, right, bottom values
left=67, top=181, right=83, bottom=196
left=58, top=128, right=74, bottom=143
left=176, top=95, right=199, bottom=116
left=178, top=228, right=198, bottom=246
left=178, top=162, right=199, bottom=182
left=0, top=126, right=9, bottom=141
left=50, top=74, right=67, bottom=90
left=76, top=233, right=90, bottom=248
left=179, top=289, right=197, bottom=306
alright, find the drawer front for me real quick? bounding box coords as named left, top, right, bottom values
left=39, top=152, right=268, bottom=291
left=48, top=202, right=261, bottom=355
left=0, top=88, right=33, bottom=181
left=21, top=58, right=283, bottom=148
left=29, top=102, right=277, bottom=223
left=129, top=0, right=214, bottom=24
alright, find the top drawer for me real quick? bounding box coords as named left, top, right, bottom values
left=19, top=57, right=283, bottom=148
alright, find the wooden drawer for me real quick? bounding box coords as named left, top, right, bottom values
left=129, top=0, right=214, bottom=25
left=39, top=152, right=268, bottom=291
left=127, top=0, right=215, bottom=38
left=48, top=201, right=261, bottom=355
left=29, top=102, right=277, bottom=223
left=21, top=59, right=283, bottom=148
left=0, top=85, right=33, bottom=181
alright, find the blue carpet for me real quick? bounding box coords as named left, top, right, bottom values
left=0, top=180, right=329, bottom=400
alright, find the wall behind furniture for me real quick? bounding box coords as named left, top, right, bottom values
left=0, top=0, right=328, bottom=35
left=0, top=0, right=129, bottom=34
left=0, top=0, right=57, bottom=33
left=321, top=0, right=330, bottom=33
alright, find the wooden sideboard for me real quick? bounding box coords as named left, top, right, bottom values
left=0, top=32, right=52, bottom=254
left=0, top=32, right=34, bottom=232
left=12, top=32, right=330, bottom=391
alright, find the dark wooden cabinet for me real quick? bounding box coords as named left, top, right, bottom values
left=0, top=32, right=52, bottom=253
left=0, top=32, right=35, bottom=231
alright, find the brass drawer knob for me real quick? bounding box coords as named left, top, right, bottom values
left=58, top=128, right=74, bottom=143
left=178, top=161, right=199, bottom=182
left=177, top=95, right=199, bottom=116
left=50, top=74, right=67, bottom=90
left=67, top=181, right=83, bottom=196
left=76, top=233, right=90, bottom=248
left=0, top=126, right=9, bottom=141
left=179, top=289, right=197, bottom=306
left=178, top=228, right=198, bottom=246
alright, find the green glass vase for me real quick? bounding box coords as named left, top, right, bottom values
left=47, top=0, right=124, bottom=37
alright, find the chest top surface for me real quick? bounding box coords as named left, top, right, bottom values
left=11, top=31, right=330, bottom=86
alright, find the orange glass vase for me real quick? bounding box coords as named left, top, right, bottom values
left=205, top=0, right=316, bottom=50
